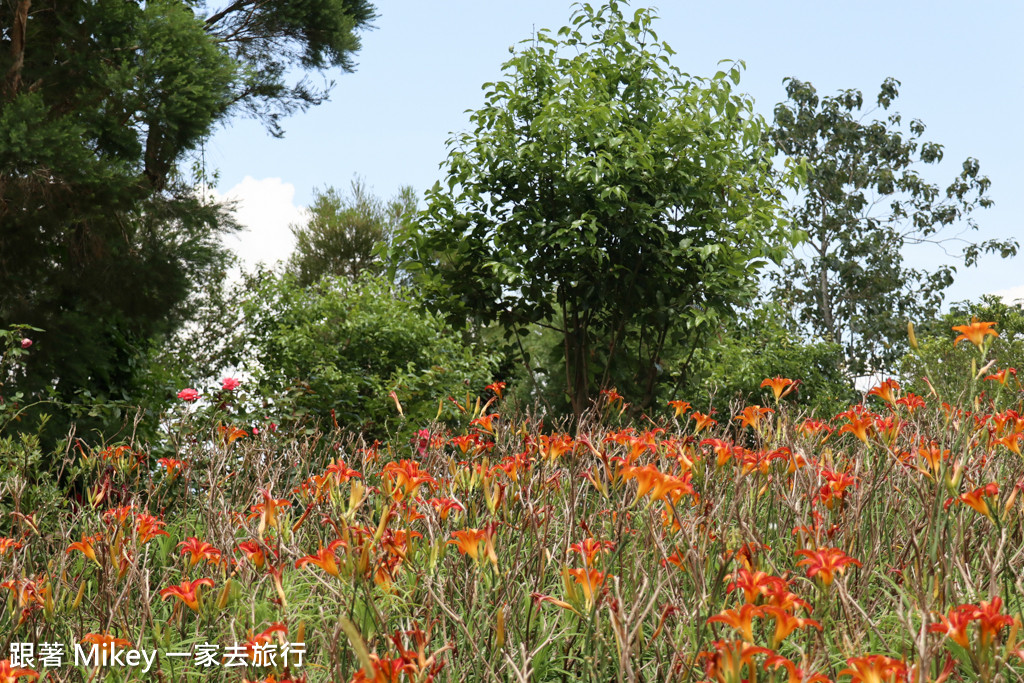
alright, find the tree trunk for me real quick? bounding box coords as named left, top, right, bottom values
left=4, top=0, right=31, bottom=98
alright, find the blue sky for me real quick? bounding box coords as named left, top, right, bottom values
left=207, top=0, right=1024, bottom=305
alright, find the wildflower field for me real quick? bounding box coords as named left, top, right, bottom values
left=2, top=323, right=1024, bottom=683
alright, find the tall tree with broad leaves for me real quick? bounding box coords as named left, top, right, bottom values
left=0, top=0, right=375, bottom=442
left=771, top=77, right=1017, bottom=378
left=398, top=2, right=795, bottom=418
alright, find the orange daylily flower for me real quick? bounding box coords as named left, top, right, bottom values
left=660, top=551, right=686, bottom=571
left=0, top=578, right=48, bottom=612
left=157, top=457, right=187, bottom=479
left=815, top=468, right=857, bottom=510
left=250, top=488, right=291, bottom=538
left=836, top=406, right=876, bottom=444
left=0, top=538, right=23, bottom=556
left=159, top=577, right=215, bottom=612
left=973, top=596, right=1014, bottom=647
left=448, top=530, right=483, bottom=560
left=734, top=405, right=774, bottom=430
left=324, top=459, right=362, bottom=486
left=993, top=433, right=1022, bottom=456
left=564, top=568, right=607, bottom=610
left=135, top=512, right=170, bottom=543
left=764, top=654, right=831, bottom=683
left=761, top=606, right=822, bottom=649
left=569, top=538, right=614, bottom=566
left=761, top=376, right=797, bottom=401
left=928, top=604, right=977, bottom=649
left=600, top=388, right=624, bottom=405
left=426, top=497, right=465, bottom=521
left=351, top=655, right=412, bottom=683
left=66, top=533, right=103, bottom=566
left=295, top=540, right=345, bottom=578
left=241, top=622, right=288, bottom=663
left=485, top=381, right=506, bottom=398
left=736, top=448, right=788, bottom=477
left=449, top=433, right=482, bottom=456
left=447, top=525, right=497, bottom=568
left=984, top=367, right=1016, bottom=385
left=382, top=460, right=437, bottom=502
left=838, top=654, right=909, bottom=683
left=895, top=393, right=926, bottom=413
left=798, top=418, right=832, bottom=439
left=916, top=441, right=951, bottom=478
left=538, top=433, right=574, bottom=462
left=236, top=541, right=275, bottom=571
left=80, top=632, right=133, bottom=658
left=707, top=604, right=764, bottom=643
left=764, top=581, right=812, bottom=614
left=726, top=568, right=787, bottom=605
left=469, top=413, right=499, bottom=434
left=699, top=640, right=773, bottom=683
left=218, top=424, right=248, bottom=444
left=795, top=547, right=861, bottom=585
left=0, top=660, right=38, bottom=682
left=867, top=378, right=900, bottom=405
left=103, top=505, right=135, bottom=528
left=650, top=471, right=696, bottom=505
left=668, top=399, right=691, bottom=418
left=952, top=318, right=997, bottom=349
left=701, top=438, right=735, bottom=468
left=178, top=537, right=222, bottom=567
left=690, top=411, right=717, bottom=433
left=946, top=482, right=999, bottom=521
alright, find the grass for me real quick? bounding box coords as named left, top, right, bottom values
left=1, top=337, right=1024, bottom=682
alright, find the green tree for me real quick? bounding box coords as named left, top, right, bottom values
left=682, top=304, right=856, bottom=419
left=0, top=0, right=376, bottom=442
left=771, top=78, right=1018, bottom=378
left=287, top=180, right=417, bottom=286
left=399, top=2, right=793, bottom=418
left=237, top=271, right=500, bottom=436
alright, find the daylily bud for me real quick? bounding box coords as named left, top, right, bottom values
left=72, top=580, right=87, bottom=610
left=495, top=604, right=506, bottom=650
left=216, top=579, right=233, bottom=610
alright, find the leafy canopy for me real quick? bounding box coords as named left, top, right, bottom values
left=400, top=2, right=795, bottom=416
left=771, top=78, right=1018, bottom=378
left=0, top=0, right=376, bottom=443
left=236, top=271, right=500, bottom=437
left=287, top=180, right=417, bottom=287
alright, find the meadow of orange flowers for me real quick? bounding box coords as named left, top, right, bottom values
left=2, top=320, right=1023, bottom=682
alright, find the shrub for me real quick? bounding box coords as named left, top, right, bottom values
left=238, top=270, right=501, bottom=437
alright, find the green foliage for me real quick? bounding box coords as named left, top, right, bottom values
left=0, top=0, right=376, bottom=447
left=399, top=2, right=794, bottom=417
left=237, top=271, right=501, bottom=436
left=203, top=0, right=378, bottom=135
left=288, top=180, right=417, bottom=286
left=771, top=78, right=1018, bottom=377
left=901, top=296, right=1024, bottom=403
left=682, top=304, right=857, bottom=418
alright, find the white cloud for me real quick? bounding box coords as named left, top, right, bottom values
left=990, top=283, right=1024, bottom=305
left=212, top=177, right=304, bottom=269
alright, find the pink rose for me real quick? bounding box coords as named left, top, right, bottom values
left=221, top=377, right=241, bottom=392
left=20, top=338, right=32, bottom=349
left=177, top=388, right=200, bottom=402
